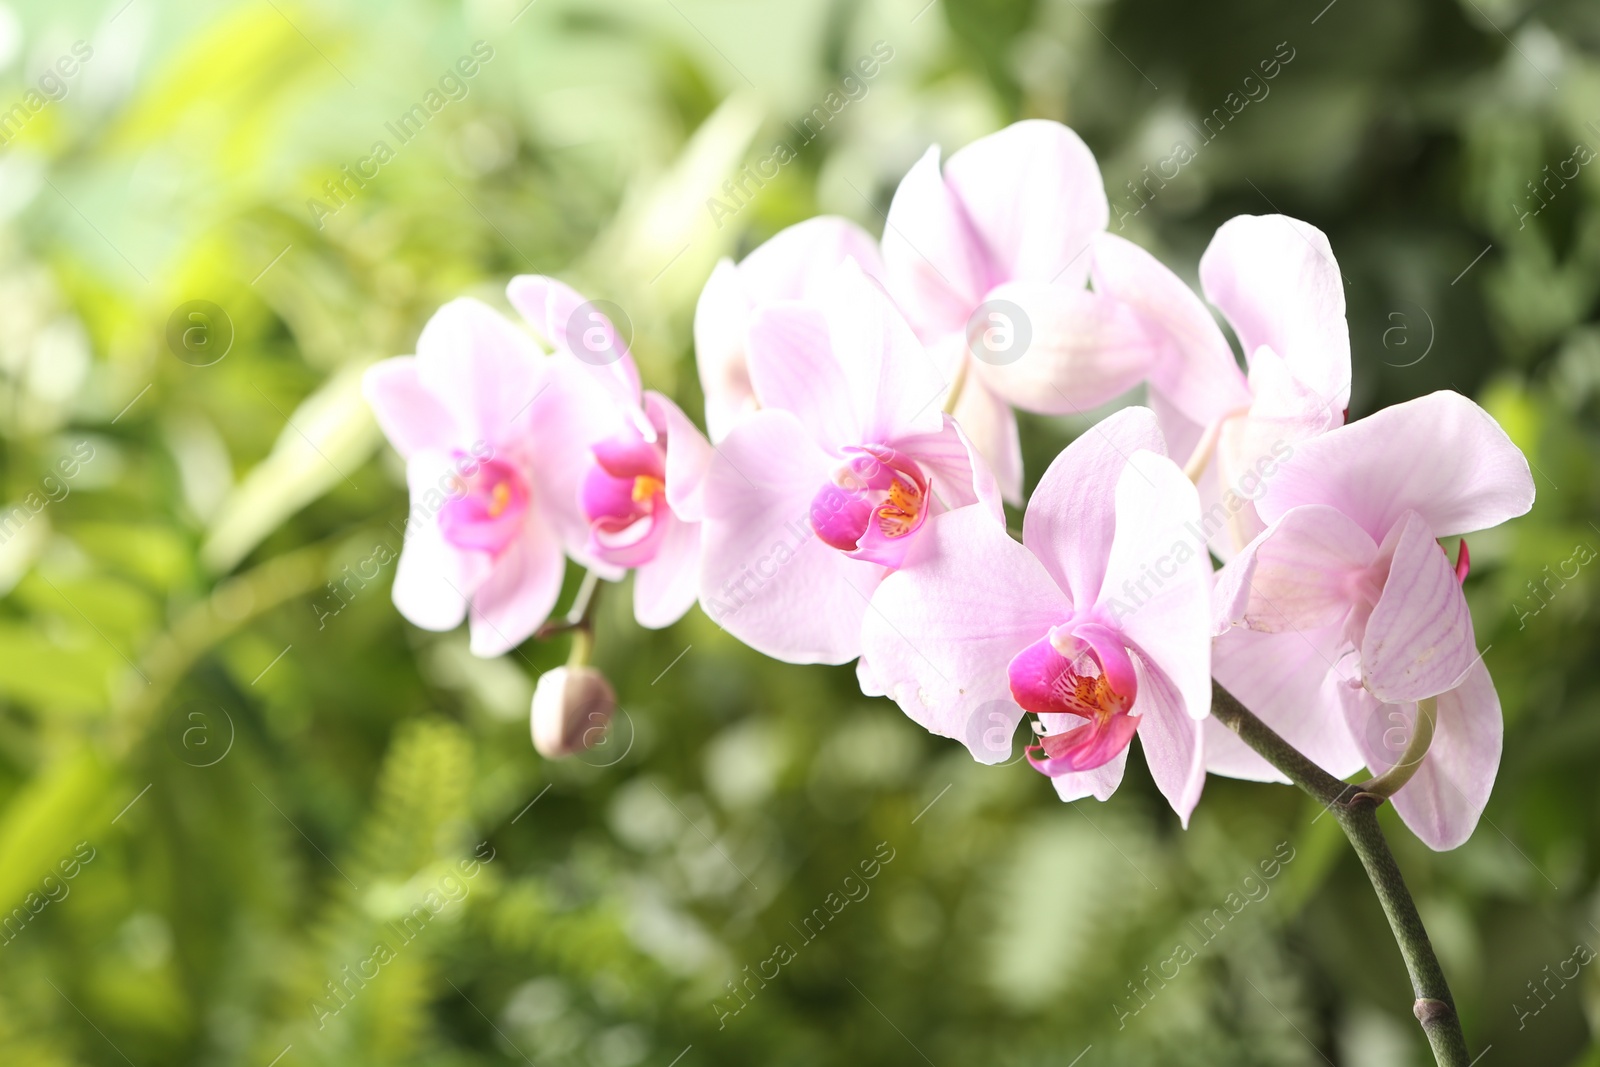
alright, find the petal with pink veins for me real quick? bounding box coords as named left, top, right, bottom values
left=824, top=260, right=949, bottom=444
left=942, top=119, right=1109, bottom=290
left=699, top=409, right=882, bottom=664
left=1023, top=406, right=1165, bottom=609
left=1212, top=624, right=1367, bottom=779
left=415, top=298, right=547, bottom=446
left=745, top=300, right=860, bottom=451
left=950, top=375, right=1024, bottom=505
left=391, top=452, right=493, bottom=631
left=693, top=258, right=757, bottom=442
left=881, top=145, right=990, bottom=341
left=971, top=282, right=1156, bottom=415
left=1220, top=504, right=1378, bottom=635
left=1338, top=659, right=1502, bottom=850
left=860, top=506, right=1069, bottom=764
left=1360, top=510, right=1479, bottom=703
left=1097, top=449, right=1213, bottom=720
left=1089, top=231, right=1251, bottom=427
left=522, top=358, right=633, bottom=575
left=633, top=514, right=701, bottom=629
left=1127, top=651, right=1207, bottom=825
left=1209, top=346, right=1346, bottom=556
left=1259, top=390, right=1535, bottom=541
left=467, top=509, right=566, bottom=657
left=738, top=214, right=885, bottom=296
left=1047, top=743, right=1130, bottom=803
left=696, top=217, right=885, bottom=443
left=1216, top=347, right=1343, bottom=489
left=507, top=274, right=641, bottom=405
left=1199, top=214, right=1350, bottom=411
left=363, top=357, right=460, bottom=459
left=1028, top=707, right=1140, bottom=776
left=646, top=391, right=713, bottom=523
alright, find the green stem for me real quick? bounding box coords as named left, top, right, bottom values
left=1210, top=683, right=1471, bottom=1067
left=1361, top=697, right=1437, bottom=800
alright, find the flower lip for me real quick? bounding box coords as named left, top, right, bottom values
left=808, top=445, right=931, bottom=569
left=439, top=454, right=531, bottom=555
left=1010, top=619, right=1140, bottom=775
left=582, top=422, right=672, bottom=569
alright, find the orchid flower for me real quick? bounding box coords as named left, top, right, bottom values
left=881, top=119, right=1155, bottom=502
left=1091, top=213, right=1352, bottom=556
left=363, top=298, right=579, bottom=655
left=508, top=276, right=713, bottom=629
left=697, top=259, right=1000, bottom=665
left=1211, top=391, right=1535, bottom=848
left=859, top=407, right=1213, bottom=822
left=694, top=216, right=883, bottom=442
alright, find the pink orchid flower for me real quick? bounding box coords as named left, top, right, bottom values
left=1210, top=391, right=1535, bottom=849
left=1091, top=213, right=1352, bottom=556
left=363, top=298, right=580, bottom=656
left=881, top=119, right=1156, bottom=502
left=698, top=259, right=1000, bottom=665
left=694, top=216, right=884, bottom=442
left=508, top=276, right=713, bottom=629
left=859, top=407, right=1214, bottom=823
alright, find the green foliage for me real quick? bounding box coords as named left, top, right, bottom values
left=0, top=0, right=1596, bottom=1064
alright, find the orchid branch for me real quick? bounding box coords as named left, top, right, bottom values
left=1210, top=683, right=1472, bottom=1067
left=1360, top=696, right=1438, bottom=799
left=536, top=569, right=605, bottom=666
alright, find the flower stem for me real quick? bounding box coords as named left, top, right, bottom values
left=1361, top=697, right=1438, bottom=800
left=1210, top=683, right=1471, bottom=1067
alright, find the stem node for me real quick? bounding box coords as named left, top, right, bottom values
left=1211, top=682, right=1472, bottom=1067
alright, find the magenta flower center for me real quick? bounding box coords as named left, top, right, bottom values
left=1009, top=624, right=1140, bottom=775
left=581, top=425, right=671, bottom=568
left=808, top=446, right=930, bottom=569
left=439, top=455, right=531, bottom=556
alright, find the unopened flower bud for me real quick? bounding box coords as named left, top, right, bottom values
left=530, top=666, right=615, bottom=759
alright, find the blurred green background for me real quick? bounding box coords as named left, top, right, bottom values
left=0, top=0, right=1597, bottom=1064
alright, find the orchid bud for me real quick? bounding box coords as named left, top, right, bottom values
left=530, top=666, right=615, bottom=759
